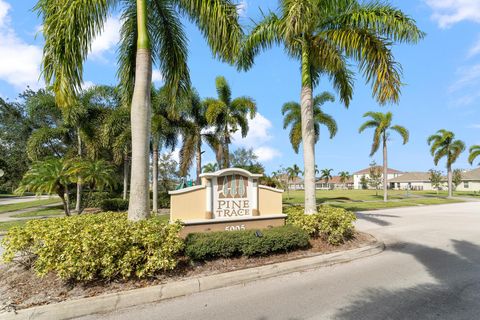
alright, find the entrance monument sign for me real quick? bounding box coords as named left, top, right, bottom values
left=169, top=168, right=285, bottom=236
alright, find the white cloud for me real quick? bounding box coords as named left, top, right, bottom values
left=0, top=0, right=42, bottom=89
left=81, top=81, right=95, bottom=90
left=468, top=124, right=480, bottom=129
left=449, top=64, right=480, bottom=92
left=468, top=36, right=480, bottom=58
left=425, top=0, right=480, bottom=28
left=89, top=16, right=121, bottom=61
left=152, top=70, right=163, bottom=83
left=232, top=113, right=273, bottom=147
left=236, top=0, right=248, bottom=17
left=254, top=146, right=281, bottom=162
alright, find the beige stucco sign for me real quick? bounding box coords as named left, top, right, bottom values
left=169, top=168, right=285, bottom=235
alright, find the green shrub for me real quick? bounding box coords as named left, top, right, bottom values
left=100, top=198, right=129, bottom=211
left=71, top=191, right=118, bottom=209
left=285, top=205, right=356, bottom=245
left=157, top=192, right=170, bottom=209
left=185, top=225, right=309, bottom=261
left=1, top=212, right=184, bottom=281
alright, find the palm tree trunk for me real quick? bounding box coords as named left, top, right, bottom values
left=196, top=141, right=202, bottom=185
left=383, top=133, right=388, bottom=202
left=75, top=127, right=82, bottom=213
left=223, top=132, right=230, bottom=168
left=152, top=143, right=158, bottom=213
left=300, top=45, right=316, bottom=214
left=447, top=164, right=453, bottom=198
left=123, top=153, right=129, bottom=200
left=128, top=0, right=152, bottom=221
left=64, top=186, right=71, bottom=216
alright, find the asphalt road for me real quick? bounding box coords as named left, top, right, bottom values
left=79, top=202, right=480, bottom=319
left=0, top=195, right=51, bottom=205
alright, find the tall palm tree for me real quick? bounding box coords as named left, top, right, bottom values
left=205, top=76, right=256, bottom=168
left=468, top=145, right=480, bottom=166
left=179, top=90, right=222, bottom=184
left=320, top=168, right=333, bottom=189
left=239, top=0, right=424, bottom=214
left=282, top=92, right=337, bottom=153
left=202, top=162, right=219, bottom=173
left=151, top=87, right=181, bottom=213
left=427, top=129, right=465, bottom=197
left=35, top=0, right=242, bottom=221
left=338, top=171, right=351, bottom=189
left=359, top=111, right=409, bottom=202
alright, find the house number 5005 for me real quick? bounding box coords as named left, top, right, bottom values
left=225, top=225, right=245, bottom=231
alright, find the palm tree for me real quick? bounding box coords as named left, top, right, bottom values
left=205, top=76, right=256, bottom=168
left=239, top=0, right=424, bottom=214
left=35, top=0, right=243, bottom=221
left=282, top=92, right=337, bottom=153
left=338, top=171, right=351, bottom=189
left=286, top=164, right=302, bottom=197
left=151, top=87, right=180, bottom=213
left=468, top=145, right=480, bottom=166
left=320, top=168, right=333, bottom=189
left=202, top=163, right=219, bottom=173
left=68, top=159, right=116, bottom=193
left=359, top=111, right=409, bottom=202
left=427, top=129, right=465, bottom=197
left=179, top=90, right=222, bottom=184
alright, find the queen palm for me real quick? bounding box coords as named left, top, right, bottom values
left=320, top=168, right=333, bottom=188
left=427, top=129, right=465, bottom=197
left=468, top=145, right=480, bottom=166
left=179, top=90, right=221, bottom=184
left=359, top=111, right=409, bottom=202
left=35, top=0, right=242, bottom=221
left=282, top=92, right=337, bottom=153
left=338, top=171, right=351, bottom=189
left=239, top=0, right=424, bottom=214
left=205, top=76, right=256, bottom=168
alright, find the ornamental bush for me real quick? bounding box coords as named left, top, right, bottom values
left=184, top=225, right=309, bottom=261
left=285, top=205, right=356, bottom=245
left=1, top=212, right=184, bottom=281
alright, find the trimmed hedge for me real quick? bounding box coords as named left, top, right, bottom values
left=285, top=205, right=356, bottom=245
left=1, top=212, right=184, bottom=280
left=185, top=225, right=309, bottom=261
left=100, top=198, right=129, bottom=211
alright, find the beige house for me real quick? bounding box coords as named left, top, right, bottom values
left=456, top=168, right=480, bottom=191
left=316, top=176, right=354, bottom=190
left=388, top=172, right=437, bottom=191
left=353, top=166, right=403, bottom=189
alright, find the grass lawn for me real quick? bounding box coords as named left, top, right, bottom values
left=0, top=220, right=28, bottom=232
left=11, top=206, right=64, bottom=218
left=415, top=190, right=480, bottom=198
left=0, top=198, right=61, bottom=213
left=283, top=189, right=464, bottom=211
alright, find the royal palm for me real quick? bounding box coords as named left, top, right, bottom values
left=35, top=0, right=242, bottom=220
left=359, top=111, right=409, bottom=202
left=427, top=130, right=465, bottom=197
left=240, top=0, right=424, bottom=213
left=205, top=76, right=256, bottom=168
left=282, top=92, right=337, bottom=153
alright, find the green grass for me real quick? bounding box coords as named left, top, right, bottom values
left=11, top=206, right=64, bottom=218
left=0, top=198, right=61, bottom=213
left=328, top=198, right=461, bottom=211
left=415, top=190, right=480, bottom=198
left=0, top=220, right=28, bottom=232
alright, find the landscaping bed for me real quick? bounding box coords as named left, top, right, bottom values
left=0, top=231, right=374, bottom=311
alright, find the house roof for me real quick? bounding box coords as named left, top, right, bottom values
left=316, top=175, right=353, bottom=184
left=286, top=176, right=304, bottom=184
left=462, top=167, right=480, bottom=181
left=388, top=172, right=433, bottom=183
left=354, top=166, right=403, bottom=175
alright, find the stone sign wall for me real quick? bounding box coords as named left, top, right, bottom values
left=169, top=168, right=285, bottom=236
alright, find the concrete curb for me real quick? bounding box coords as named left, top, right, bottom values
left=0, top=240, right=384, bottom=320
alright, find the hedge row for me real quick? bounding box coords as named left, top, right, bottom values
left=184, top=225, right=309, bottom=261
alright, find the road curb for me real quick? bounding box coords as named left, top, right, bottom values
left=0, top=240, right=384, bottom=320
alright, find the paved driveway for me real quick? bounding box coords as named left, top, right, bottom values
left=0, top=195, right=52, bottom=206
left=81, top=202, right=480, bottom=320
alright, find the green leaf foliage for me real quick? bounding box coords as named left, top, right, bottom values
left=285, top=205, right=356, bottom=244
left=1, top=212, right=184, bottom=281
left=184, top=225, right=309, bottom=261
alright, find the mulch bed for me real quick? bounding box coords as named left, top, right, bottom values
left=0, top=232, right=375, bottom=312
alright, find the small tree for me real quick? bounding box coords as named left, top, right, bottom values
left=368, top=162, right=382, bottom=196
left=339, top=171, right=351, bottom=189
left=452, top=169, right=463, bottom=191
left=230, top=148, right=265, bottom=174
left=360, top=175, right=369, bottom=190
left=429, top=169, right=443, bottom=194
left=158, top=153, right=180, bottom=192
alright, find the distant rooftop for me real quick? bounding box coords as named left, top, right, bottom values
left=354, top=167, right=403, bottom=175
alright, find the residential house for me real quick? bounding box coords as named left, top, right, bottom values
left=456, top=168, right=480, bottom=191
left=388, top=172, right=436, bottom=191
left=316, top=176, right=354, bottom=190
left=353, top=166, right=403, bottom=189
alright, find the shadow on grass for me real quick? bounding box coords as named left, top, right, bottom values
left=332, top=239, right=480, bottom=319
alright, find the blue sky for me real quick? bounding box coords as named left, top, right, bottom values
left=1, top=0, right=480, bottom=176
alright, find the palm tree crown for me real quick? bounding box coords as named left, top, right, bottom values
left=205, top=76, right=257, bottom=168
left=282, top=92, right=337, bottom=153
left=320, top=168, right=333, bottom=184
left=468, top=145, right=480, bottom=166
left=427, top=130, right=465, bottom=168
